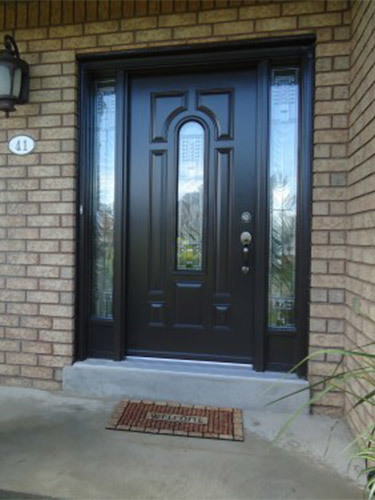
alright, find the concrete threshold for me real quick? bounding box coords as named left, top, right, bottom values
left=63, top=357, right=310, bottom=413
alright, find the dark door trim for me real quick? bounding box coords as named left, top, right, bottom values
left=76, top=36, right=315, bottom=376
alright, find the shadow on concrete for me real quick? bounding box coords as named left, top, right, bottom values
left=0, top=490, right=55, bottom=499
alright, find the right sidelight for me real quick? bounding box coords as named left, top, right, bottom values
left=268, top=68, right=299, bottom=328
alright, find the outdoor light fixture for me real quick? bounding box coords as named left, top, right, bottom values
left=0, top=35, right=29, bottom=117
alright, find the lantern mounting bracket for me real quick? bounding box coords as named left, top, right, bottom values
left=4, top=35, right=20, bottom=59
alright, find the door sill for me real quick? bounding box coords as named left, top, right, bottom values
left=124, top=356, right=255, bottom=376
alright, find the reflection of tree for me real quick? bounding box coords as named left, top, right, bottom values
left=92, top=86, right=115, bottom=318
left=269, top=173, right=296, bottom=326
left=177, top=184, right=203, bottom=270
left=93, top=203, right=114, bottom=317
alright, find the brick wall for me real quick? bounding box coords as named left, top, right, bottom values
left=345, top=0, right=375, bottom=435
left=0, top=0, right=352, bottom=408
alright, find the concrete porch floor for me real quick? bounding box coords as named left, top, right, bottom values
left=0, top=386, right=363, bottom=499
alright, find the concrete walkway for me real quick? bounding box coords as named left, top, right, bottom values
left=0, top=387, right=363, bottom=499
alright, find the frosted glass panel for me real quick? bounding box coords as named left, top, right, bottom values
left=0, top=65, right=11, bottom=95
left=12, top=68, right=22, bottom=97
left=91, top=82, right=116, bottom=318
left=268, top=69, right=299, bottom=327
left=176, top=121, right=205, bottom=271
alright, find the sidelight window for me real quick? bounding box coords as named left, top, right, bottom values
left=268, top=68, right=299, bottom=327
left=91, top=81, right=116, bottom=318
left=176, top=121, right=205, bottom=271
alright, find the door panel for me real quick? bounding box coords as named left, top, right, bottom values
left=127, top=70, right=257, bottom=362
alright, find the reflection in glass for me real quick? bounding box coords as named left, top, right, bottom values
left=268, top=69, right=299, bottom=327
left=91, top=82, right=116, bottom=317
left=176, top=121, right=205, bottom=271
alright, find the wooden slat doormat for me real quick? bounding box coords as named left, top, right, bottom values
left=107, top=400, right=244, bottom=441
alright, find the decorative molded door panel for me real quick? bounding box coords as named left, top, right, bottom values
left=127, top=71, right=257, bottom=362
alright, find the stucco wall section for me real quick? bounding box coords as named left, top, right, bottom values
left=0, top=0, right=351, bottom=411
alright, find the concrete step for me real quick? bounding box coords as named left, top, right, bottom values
left=63, top=357, right=310, bottom=414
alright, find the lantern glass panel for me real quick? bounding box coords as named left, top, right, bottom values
left=12, top=68, right=22, bottom=98
left=0, top=65, right=11, bottom=96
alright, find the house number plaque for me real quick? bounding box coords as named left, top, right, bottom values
left=8, top=135, right=35, bottom=155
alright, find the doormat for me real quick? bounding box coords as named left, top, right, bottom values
left=106, top=400, right=244, bottom=441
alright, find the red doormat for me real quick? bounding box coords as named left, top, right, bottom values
left=107, top=400, right=244, bottom=441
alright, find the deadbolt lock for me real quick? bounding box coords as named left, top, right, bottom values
left=240, top=231, right=252, bottom=246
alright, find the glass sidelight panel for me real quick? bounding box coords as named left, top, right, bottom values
left=91, top=82, right=116, bottom=318
left=176, top=121, right=205, bottom=271
left=268, top=68, right=299, bottom=327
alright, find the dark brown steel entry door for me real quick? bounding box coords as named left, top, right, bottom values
left=127, top=70, right=257, bottom=362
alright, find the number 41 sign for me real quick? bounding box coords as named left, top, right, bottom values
left=8, top=135, right=35, bottom=156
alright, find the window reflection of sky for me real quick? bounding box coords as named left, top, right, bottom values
left=270, top=76, right=298, bottom=213
left=97, top=88, right=115, bottom=207
left=178, top=122, right=204, bottom=200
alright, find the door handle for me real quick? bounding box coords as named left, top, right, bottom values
left=240, top=231, right=252, bottom=245
left=240, top=232, right=252, bottom=275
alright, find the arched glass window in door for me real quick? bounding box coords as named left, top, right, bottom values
left=176, top=121, right=205, bottom=271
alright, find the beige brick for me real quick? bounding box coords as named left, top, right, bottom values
left=6, top=352, right=37, bottom=365
left=174, top=25, right=212, bottom=39
left=38, top=355, right=72, bottom=368
left=214, top=20, right=254, bottom=36
left=42, top=51, right=75, bottom=63
left=98, top=32, right=134, bottom=46
left=21, top=366, right=53, bottom=378
left=256, top=17, right=296, bottom=32
left=39, top=305, right=74, bottom=318
left=334, top=26, right=350, bottom=40
left=161, top=13, right=197, bottom=26
left=53, top=344, right=74, bottom=356
left=282, top=1, right=325, bottom=15
left=22, top=342, right=52, bottom=354
left=315, top=71, right=349, bottom=86
left=121, top=17, right=157, bottom=31
left=240, top=4, right=280, bottom=19
left=136, top=28, right=171, bottom=42
left=317, top=42, right=351, bottom=57
left=315, top=100, right=349, bottom=114
left=334, top=56, right=350, bottom=70
left=16, top=27, right=48, bottom=41
left=20, top=317, right=52, bottom=329
left=0, top=365, right=20, bottom=376
left=84, top=21, right=120, bottom=34
left=200, top=9, right=238, bottom=26
left=39, top=279, right=73, bottom=292
left=39, top=330, right=73, bottom=343
left=63, top=35, right=97, bottom=49
left=6, top=328, right=38, bottom=341
left=299, top=12, right=343, bottom=28
left=29, top=39, right=62, bottom=52
left=0, top=339, right=20, bottom=352
left=6, top=278, right=38, bottom=290
left=327, top=1, right=349, bottom=12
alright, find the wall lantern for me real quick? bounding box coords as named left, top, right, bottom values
left=0, top=35, right=29, bottom=117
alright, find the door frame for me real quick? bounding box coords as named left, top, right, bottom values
left=76, top=36, right=315, bottom=376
